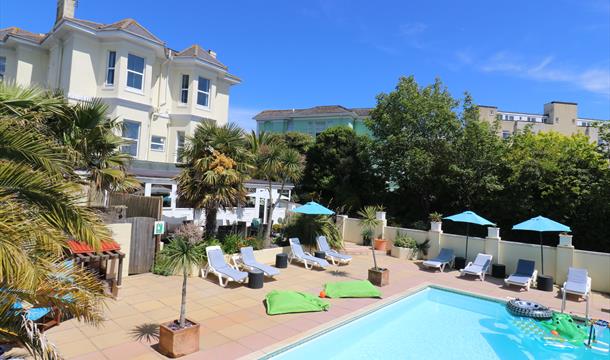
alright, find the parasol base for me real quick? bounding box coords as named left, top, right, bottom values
left=537, top=275, right=554, bottom=292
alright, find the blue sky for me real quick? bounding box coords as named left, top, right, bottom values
left=1, top=0, right=609, bottom=130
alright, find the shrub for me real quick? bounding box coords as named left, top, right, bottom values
left=394, top=233, right=417, bottom=248
left=152, top=252, right=173, bottom=276
left=284, top=214, right=343, bottom=249
left=173, top=223, right=204, bottom=243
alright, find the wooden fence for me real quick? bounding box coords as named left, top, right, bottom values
left=108, top=193, right=162, bottom=220
left=126, top=217, right=156, bottom=274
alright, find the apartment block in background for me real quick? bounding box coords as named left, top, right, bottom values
left=254, top=105, right=373, bottom=137
left=478, top=101, right=607, bottom=143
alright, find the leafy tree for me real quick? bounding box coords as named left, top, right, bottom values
left=279, top=131, right=315, bottom=155
left=366, top=76, right=461, bottom=220
left=443, top=95, right=505, bottom=212
left=177, top=122, right=250, bottom=238
left=597, top=122, right=610, bottom=160
left=300, top=126, right=382, bottom=214
left=247, top=131, right=304, bottom=246
left=0, top=85, right=111, bottom=359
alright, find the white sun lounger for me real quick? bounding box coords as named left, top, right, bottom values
left=561, top=267, right=592, bottom=318
left=235, top=246, right=280, bottom=278
left=202, top=246, right=248, bottom=287
left=460, top=253, right=493, bottom=281
left=289, top=238, right=329, bottom=270
left=422, top=248, right=455, bottom=272
left=316, top=236, right=352, bottom=265
left=504, top=259, right=537, bottom=291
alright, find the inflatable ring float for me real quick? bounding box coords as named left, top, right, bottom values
left=507, top=298, right=553, bottom=319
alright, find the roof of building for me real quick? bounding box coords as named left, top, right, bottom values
left=174, top=44, right=227, bottom=70
left=128, top=160, right=293, bottom=187
left=1, top=17, right=229, bottom=69
left=254, top=105, right=373, bottom=120
left=0, top=27, right=46, bottom=43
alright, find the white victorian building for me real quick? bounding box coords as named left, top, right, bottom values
left=0, top=0, right=294, bottom=229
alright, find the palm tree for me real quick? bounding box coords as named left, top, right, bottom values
left=176, top=122, right=250, bottom=237
left=247, top=131, right=304, bottom=246
left=0, top=85, right=111, bottom=359
left=161, top=233, right=206, bottom=328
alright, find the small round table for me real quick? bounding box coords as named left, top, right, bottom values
left=248, top=269, right=264, bottom=289
left=275, top=253, right=288, bottom=268
left=314, top=251, right=326, bottom=259
left=454, top=257, right=466, bottom=270
left=537, top=275, right=554, bottom=292
left=492, top=264, right=506, bottom=279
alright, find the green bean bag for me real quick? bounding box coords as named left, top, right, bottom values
left=265, top=290, right=330, bottom=315
left=323, top=280, right=382, bottom=298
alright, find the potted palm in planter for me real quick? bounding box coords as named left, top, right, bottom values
left=429, top=212, right=443, bottom=232
left=158, top=233, right=206, bottom=358
left=412, top=239, right=431, bottom=260
left=359, top=206, right=389, bottom=286
left=391, top=232, right=417, bottom=260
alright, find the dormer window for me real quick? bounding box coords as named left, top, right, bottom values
left=126, top=54, right=144, bottom=91
left=197, top=77, right=210, bottom=108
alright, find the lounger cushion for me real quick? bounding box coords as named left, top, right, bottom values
left=564, top=268, right=589, bottom=294
left=422, top=260, right=444, bottom=268
left=241, top=247, right=280, bottom=276
left=564, top=281, right=587, bottom=294
left=506, top=274, right=531, bottom=285
left=265, top=290, right=330, bottom=315
left=323, top=280, right=381, bottom=298
left=216, top=265, right=248, bottom=281
left=326, top=250, right=352, bottom=261
left=302, top=254, right=330, bottom=268
left=12, top=302, right=51, bottom=321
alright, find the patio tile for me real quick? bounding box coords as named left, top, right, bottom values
left=89, top=331, right=130, bottom=350
left=262, top=324, right=301, bottom=341
left=132, top=300, right=166, bottom=312
left=197, top=342, right=252, bottom=359
left=70, top=351, right=108, bottom=360
left=200, top=331, right=232, bottom=350
left=101, top=341, right=151, bottom=359
left=217, top=323, right=258, bottom=340
left=242, top=318, right=277, bottom=331
left=201, top=315, right=238, bottom=331
left=57, top=339, right=98, bottom=358
left=237, top=332, right=278, bottom=351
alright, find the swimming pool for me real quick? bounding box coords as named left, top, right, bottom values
left=266, top=287, right=608, bottom=359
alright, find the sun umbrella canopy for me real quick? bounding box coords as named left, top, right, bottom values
left=444, top=211, right=495, bottom=226
left=512, top=216, right=571, bottom=233
left=291, top=201, right=335, bottom=215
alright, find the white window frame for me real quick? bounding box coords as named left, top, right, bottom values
left=105, top=51, right=116, bottom=86
left=196, top=76, right=210, bottom=109
left=0, top=56, right=6, bottom=81
left=175, top=131, right=185, bottom=162
left=126, top=53, right=145, bottom=92
left=121, top=120, right=141, bottom=157
left=150, top=135, right=166, bottom=152
left=180, top=74, right=189, bottom=105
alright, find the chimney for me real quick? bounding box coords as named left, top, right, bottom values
left=56, top=0, right=76, bottom=24
left=208, top=50, right=217, bottom=59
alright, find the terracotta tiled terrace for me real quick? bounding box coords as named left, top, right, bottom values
left=43, top=247, right=609, bottom=360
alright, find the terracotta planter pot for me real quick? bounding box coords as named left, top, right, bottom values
left=374, top=238, right=388, bottom=251
left=368, top=268, right=389, bottom=287
left=159, top=319, right=200, bottom=358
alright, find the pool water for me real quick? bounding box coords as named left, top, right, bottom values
left=268, top=287, right=609, bottom=360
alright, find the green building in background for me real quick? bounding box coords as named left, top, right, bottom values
left=254, top=105, right=372, bottom=137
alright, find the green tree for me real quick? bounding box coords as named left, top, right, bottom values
left=0, top=86, right=111, bottom=359
left=443, top=95, right=505, bottom=212
left=597, top=122, right=610, bottom=160
left=247, top=132, right=304, bottom=246
left=300, top=126, right=382, bottom=214
left=498, top=131, right=609, bottom=251
left=177, top=122, right=250, bottom=238
left=366, top=76, right=461, bottom=220
left=162, top=231, right=206, bottom=328
left=279, top=131, right=315, bottom=155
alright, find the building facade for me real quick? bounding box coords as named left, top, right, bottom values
left=0, top=0, right=296, bottom=229
left=478, top=101, right=606, bottom=143
left=254, top=105, right=372, bottom=137
left=0, top=0, right=240, bottom=164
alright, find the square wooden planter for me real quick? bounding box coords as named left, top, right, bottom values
left=159, top=319, right=200, bottom=358
left=368, top=268, right=389, bottom=287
